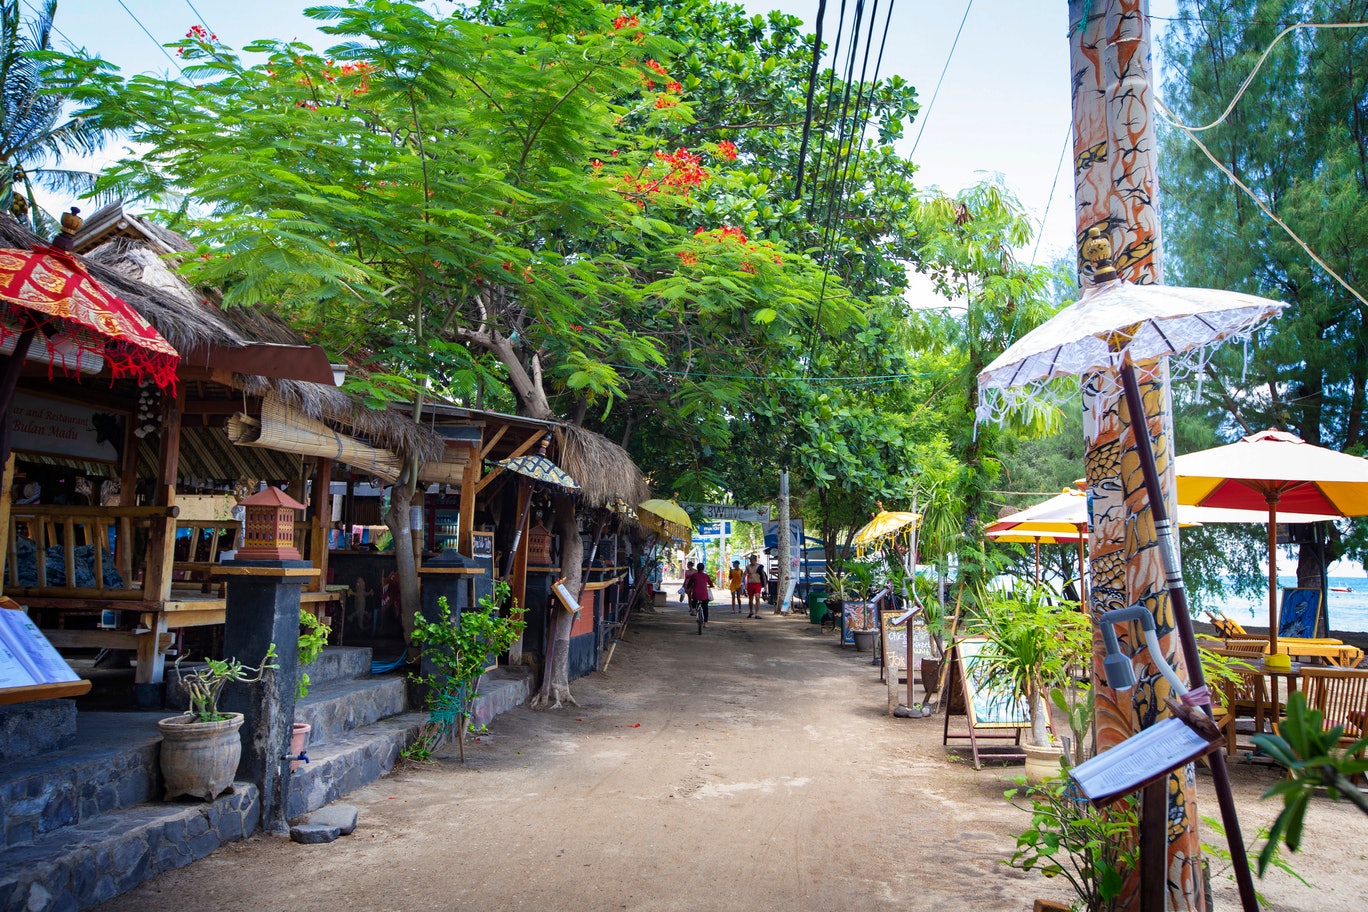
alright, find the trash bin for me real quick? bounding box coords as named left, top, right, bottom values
left=808, top=593, right=827, bottom=625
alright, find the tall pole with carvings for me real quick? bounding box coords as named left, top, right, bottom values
left=1067, top=2, right=1204, bottom=910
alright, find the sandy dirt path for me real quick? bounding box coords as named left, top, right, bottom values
left=96, top=601, right=1368, bottom=912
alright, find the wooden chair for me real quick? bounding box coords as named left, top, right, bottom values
left=1210, top=648, right=1270, bottom=757
left=1300, top=667, right=1368, bottom=748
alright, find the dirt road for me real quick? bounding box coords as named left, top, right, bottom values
left=98, top=602, right=1368, bottom=911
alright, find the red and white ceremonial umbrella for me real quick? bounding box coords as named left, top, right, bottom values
left=0, top=219, right=180, bottom=464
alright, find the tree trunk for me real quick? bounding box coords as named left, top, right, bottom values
left=532, top=490, right=583, bottom=709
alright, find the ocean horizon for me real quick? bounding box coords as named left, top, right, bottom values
left=1209, top=575, right=1368, bottom=634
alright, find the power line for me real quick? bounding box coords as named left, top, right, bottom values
left=1030, top=122, right=1073, bottom=267
left=183, top=0, right=215, bottom=39
left=115, top=0, right=184, bottom=74
left=910, top=0, right=973, bottom=157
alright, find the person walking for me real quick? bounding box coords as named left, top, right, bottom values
left=682, top=561, right=698, bottom=616
left=727, top=560, right=744, bottom=613
left=745, top=555, right=766, bottom=618
left=688, top=563, right=714, bottom=628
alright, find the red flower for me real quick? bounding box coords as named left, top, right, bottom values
left=716, top=140, right=738, bottom=161
left=591, top=159, right=604, bottom=170
left=677, top=251, right=698, bottom=266
left=654, top=96, right=677, bottom=109
left=666, top=81, right=682, bottom=93
left=645, top=59, right=669, bottom=76
left=613, top=14, right=639, bottom=30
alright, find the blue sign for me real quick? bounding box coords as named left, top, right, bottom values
left=695, top=521, right=730, bottom=538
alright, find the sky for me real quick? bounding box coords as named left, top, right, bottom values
left=47, top=0, right=1179, bottom=273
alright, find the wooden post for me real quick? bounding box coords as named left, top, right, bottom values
left=0, top=453, right=14, bottom=598
left=459, top=442, right=479, bottom=557
left=310, top=458, right=332, bottom=593
left=141, top=383, right=185, bottom=604
left=1069, top=2, right=1203, bottom=909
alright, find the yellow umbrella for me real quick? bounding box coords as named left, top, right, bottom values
left=638, top=498, right=693, bottom=542
left=852, top=504, right=920, bottom=556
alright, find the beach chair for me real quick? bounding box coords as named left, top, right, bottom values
left=1211, top=612, right=1364, bottom=668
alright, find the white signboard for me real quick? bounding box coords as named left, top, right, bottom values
left=684, top=502, right=771, bottom=522
left=8, top=392, right=126, bottom=464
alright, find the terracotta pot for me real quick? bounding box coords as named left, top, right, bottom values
left=290, top=722, right=312, bottom=772
left=1022, top=740, right=1066, bottom=784
left=157, top=712, right=244, bottom=801
left=920, top=657, right=943, bottom=697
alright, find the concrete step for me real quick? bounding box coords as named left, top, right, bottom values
left=0, top=783, right=258, bottom=912
left=0, top=713, right=163, bottom=853
left=286, top=713, right=424, bottom=819
left=293, top=674, right=408, bottom=747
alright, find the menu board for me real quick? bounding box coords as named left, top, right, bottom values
left=0, top=609, right=81, bottom=687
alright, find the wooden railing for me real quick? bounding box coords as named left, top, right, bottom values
left=3, top=505, right=178, bottom=600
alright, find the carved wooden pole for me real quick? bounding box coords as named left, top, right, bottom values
left=1069, top=2, right=1203, bottom=910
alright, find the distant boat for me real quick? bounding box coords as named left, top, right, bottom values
left=1330, top=585, right=1354, bottom=593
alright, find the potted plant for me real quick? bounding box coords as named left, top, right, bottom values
left=824, top=571, right=851, bottom=616
left=159, top=645, right=277, bottom=800
left=971, top=583, right=1090, bottom=780
left=292, top=610, right=331, bottom=770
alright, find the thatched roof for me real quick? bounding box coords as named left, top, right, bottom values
left=554, top=424, right=650, bottom=510
left=3, top=209, right=445, bottom=465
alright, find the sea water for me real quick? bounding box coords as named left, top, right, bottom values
left=1209, top=575, right=1368, bottom=634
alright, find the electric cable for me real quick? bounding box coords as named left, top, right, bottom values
left=1030, top=122, right=1074, bottom=267
left=794, top=0, right=829, bottom=199
left=115, top=0, right=185, bottom=74
left=910, top=0, right=973, bottom=157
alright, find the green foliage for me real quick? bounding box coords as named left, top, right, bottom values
left=1005, top=776, right=1139, bottom=912
left=296, top=609, right=331, bottom=701
left=1250, top=690, right=1368, bottom=875
left=1050, top=685, right=1095, bottom=769
left=971, top=583, right=1091, bottom=747
left=405, top=581, right=526, bottom=762
left=0, top=0, right=110, bottom=232
left=173, top=644, right=278, bottom=724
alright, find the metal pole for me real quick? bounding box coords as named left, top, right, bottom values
left=1119, top=361, right=1260, bottom=912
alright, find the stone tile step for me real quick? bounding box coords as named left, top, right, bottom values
left=470, top=667, right=534, bottom=729
left=286, top=713, right=424, bottom=819
left=0, top=713, right=164, bottom=853
left=299, top=646, right=373, bottom=688
left=0, top=783, right=258, bottom=912
left=294, top=674, right=408, bottom=747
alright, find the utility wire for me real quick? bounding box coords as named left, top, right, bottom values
left=115, top=0, right=184, bottom=74
left=1030, top=122, right=1073, bottom=267
left=794, top=0, right=828, bottom=199
left=184, top=0, right=216, bottom=38
left=910, top=0, right=973, bottom=157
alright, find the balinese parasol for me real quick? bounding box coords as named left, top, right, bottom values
left=1177, top=429, right=1368, bottom=652
left=492, top=436, right=579, bottom=576
left=0, top=213, right=180, bottom=464
left=637, top=498, right=692, bottom=542
left=851, top=503, right=920, bottom=556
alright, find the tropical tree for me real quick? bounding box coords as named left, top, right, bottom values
left=0, top=0, right=107, bottom=232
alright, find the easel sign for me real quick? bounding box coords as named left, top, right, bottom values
left=942, top=636, right=1032, bottom=769
left=552, top=578, right=581, bottom=614
left=842, top=600, right=873, bottom=646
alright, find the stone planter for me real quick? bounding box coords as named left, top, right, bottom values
left=1022, top=740, right=1066, bottom=784
left=852, top=629, right=877, bottom=653
left=157, top=712, right=244, bottom=801
left=920, top=657, right=943, bottom=699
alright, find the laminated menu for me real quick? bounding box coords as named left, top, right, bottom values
left=1069, top=716, right=1220, bottom=805
left=0, top=608, right=81, bottom=686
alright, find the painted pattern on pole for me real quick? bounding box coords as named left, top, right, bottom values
left=1069, top=1, right=1202, bottom=909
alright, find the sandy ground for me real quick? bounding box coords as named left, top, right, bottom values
left=96, top=599, right=1368, bottom=912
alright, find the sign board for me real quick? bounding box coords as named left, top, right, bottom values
left=842, top=599, right=875, bottom=645
left=942, top=635, right=1032, bottom=770
left=8, top=392, right=127, bottom=464
left=684, top=502, right=770, bottom=523
left=0, top=609, right=81, bottom=688
left=695, top=521, right=730, bottom=538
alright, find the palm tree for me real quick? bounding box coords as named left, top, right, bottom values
left=1, top=0, right=106, bottom=233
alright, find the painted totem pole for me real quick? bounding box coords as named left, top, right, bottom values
left=1067, top=2, right=1203, bottom=910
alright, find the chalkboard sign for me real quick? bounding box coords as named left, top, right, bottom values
left=883, top=616, right=909, bottom=671
left=471, top=531, right=494, bottom=561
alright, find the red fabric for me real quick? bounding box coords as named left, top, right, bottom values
left=688, top=572, right=713, bottom=600
left=0, top=246, right=178, bottom=390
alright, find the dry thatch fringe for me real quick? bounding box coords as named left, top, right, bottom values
left=554, top=423, right=650, bottom=510
left=3, top=214, right=444, bottom=462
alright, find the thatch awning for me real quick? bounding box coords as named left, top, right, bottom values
left=554, top=424, right=650, bottom=510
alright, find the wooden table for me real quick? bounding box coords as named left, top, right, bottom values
left=1222, top=659, right=1303, bottom=745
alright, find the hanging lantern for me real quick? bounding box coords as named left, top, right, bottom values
left=237, top=487, right=306, bottom=560
left=528, top=518, right=553, bottom=566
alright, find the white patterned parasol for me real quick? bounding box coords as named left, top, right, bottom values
left=977, top=279, right=1285, bottom=424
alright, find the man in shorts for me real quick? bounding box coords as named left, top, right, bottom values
left=745, top=554, right=766, bottom=618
